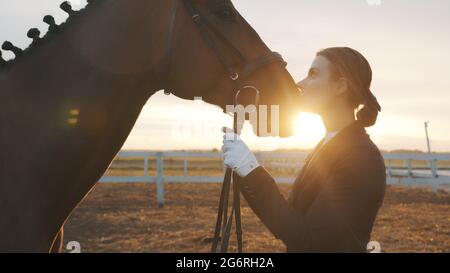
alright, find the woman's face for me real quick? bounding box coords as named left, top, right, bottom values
left=297, top=55, right=343, bottom=114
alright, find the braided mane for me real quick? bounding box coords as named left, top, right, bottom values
left=0, top=0, right=102, bottom=72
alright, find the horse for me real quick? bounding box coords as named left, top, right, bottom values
left=0, top=0, right=300, bottom=252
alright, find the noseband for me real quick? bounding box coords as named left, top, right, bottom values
left=160, top=0, right=288, bottom=253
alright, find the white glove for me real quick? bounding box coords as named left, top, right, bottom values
left=221, top=127, right=260, bottom=178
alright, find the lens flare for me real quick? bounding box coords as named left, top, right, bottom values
left=293, top=113, right=325, bottom=145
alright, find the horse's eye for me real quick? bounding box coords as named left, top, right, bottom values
left=214, top=6, right=236, bottom=20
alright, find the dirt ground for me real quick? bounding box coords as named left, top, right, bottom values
left=63, top=183, right=450, bottom=253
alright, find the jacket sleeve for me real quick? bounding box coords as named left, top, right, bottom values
left=239, top=150, right=385, bottom=252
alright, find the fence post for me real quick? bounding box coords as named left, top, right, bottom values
left=407, top=159, right=413, bottom=177
left=387, top=160, right=392, bottom=178
left=156, top=152, right=164, bottom=208
left=431, top=159, right=438, bottom=178
left=144, top=157, right=149, bottom=177
left=184, top=158, right=188, bottom=177
left=431, top=158, right=439, bottom=193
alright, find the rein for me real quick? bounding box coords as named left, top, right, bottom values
left=160, top=0, right=287, bottom=253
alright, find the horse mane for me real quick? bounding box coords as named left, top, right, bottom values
left=0, top=0, right=102, bottom=73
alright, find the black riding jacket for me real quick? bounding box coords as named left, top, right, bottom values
left=239, top=121, right=386, bottom=252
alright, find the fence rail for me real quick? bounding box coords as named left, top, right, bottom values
left=99, top=151, right=450, bottom=207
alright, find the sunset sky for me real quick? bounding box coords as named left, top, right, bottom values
left=1, top=0, right=449, bottom=152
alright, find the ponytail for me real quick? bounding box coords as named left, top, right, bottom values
left=357, top=88, right=381, bottom=127
left=356, top=105, right=378, bottom=127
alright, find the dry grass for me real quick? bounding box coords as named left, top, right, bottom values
left=63, top=183, right=450, bottom=253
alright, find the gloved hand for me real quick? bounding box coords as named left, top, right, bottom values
left=221, top=127, right=260, bottom=178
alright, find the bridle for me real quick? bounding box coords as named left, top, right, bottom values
left=160, top=0, right=288, bottom=253
left=161, top=0, right=287, bottom=106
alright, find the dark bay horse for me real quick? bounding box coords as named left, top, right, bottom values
left=0, top=0, right=300, bottom=252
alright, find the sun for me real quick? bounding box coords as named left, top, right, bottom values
left=292, top=113, right=325, bottom=147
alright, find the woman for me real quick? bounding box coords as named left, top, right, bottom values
left=222, top=47, right=386, bottom=253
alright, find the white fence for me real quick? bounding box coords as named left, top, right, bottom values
left=99, top=151, right=450, bottom=207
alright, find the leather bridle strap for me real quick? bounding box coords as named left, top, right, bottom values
left=161, top=0, right=180, bottom=95
left=190, top=6, right=247, bottom=64
left=182, top=0, right=243, bottom=84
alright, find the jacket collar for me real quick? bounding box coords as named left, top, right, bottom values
left=321, top=120, right=366, bottom=152
left=289, top=121, right=367, bottom=207
left=297, top=120, right=367, bottom=183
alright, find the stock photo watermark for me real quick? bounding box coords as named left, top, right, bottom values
left=64, top=240, right=380, bottom=254
left=170, top=97, right=282, bottom=143
left=66, top=241, right=81, bottom=253
left=366, top=0, right=382, bottom=6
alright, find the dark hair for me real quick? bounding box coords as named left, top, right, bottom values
left=316, top=47, right=381, bottom=127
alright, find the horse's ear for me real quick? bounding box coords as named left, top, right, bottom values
left=27, top=28, right=41, bottom=46
left=2, top=41, right=23, bottom=59
left=43, top=15, right=59, bottom=32
left=60, top=1, right=77, bottom=16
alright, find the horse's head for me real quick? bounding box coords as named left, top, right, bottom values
left=160, top=0, right=301, bottom=138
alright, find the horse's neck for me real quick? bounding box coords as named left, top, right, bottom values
left=65, top=0, right=169, bottom=84
left=0, top=0, right=169, bottom=251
